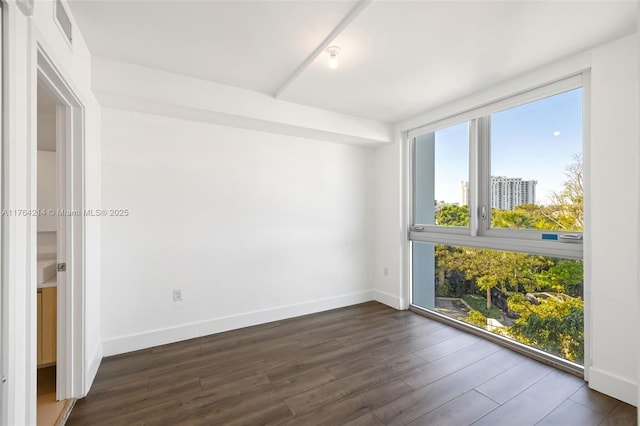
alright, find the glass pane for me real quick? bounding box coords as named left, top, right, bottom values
left=414, top=122, right=469, bottom=227
left=489, top=89, right=583, bottom=231
left=412, top=242, right=584, bottom=365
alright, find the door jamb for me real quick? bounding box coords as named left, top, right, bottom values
left=36, top=45, right=85, bottom=401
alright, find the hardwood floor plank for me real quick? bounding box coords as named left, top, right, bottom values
left=569, top=386, right=620, bottom=416
left=406, top=389, right=499, bottom=426
left=401, top=339, right=502, bottom=390
left=413, top=332, right=480, bottom=362
left=483, top=347, right=529, bottom=370
left=535, top=399, right=604, bottom=426
left=67, top=302, right=634, bottom=426
left=187, top=402, right=294, bottom=426
left=474, top=357, right=553, bottom=404
left=68, top=376, right=202, bottom=425
left=264, top=336, right=390, bottom=382
left=281, top=379, right=413, bottom=425
left=284, top=353, right=427, bottom=416
left=342, top=411, right=386, bottom=426
left=598, top=402, right=638, bottom=426
left=77, top=375, right=149, bottom=401
left=199, top=371, right=272, bottom=393
left=327, top=352, right=382, bottom=379
left=471, top=370, right=585, bottom=426
left=373, top=359, right=504, bottom=425
left=170, top=369, right=333, bottom=425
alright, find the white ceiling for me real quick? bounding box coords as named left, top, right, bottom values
left=68, top=0, right=638, bottom=123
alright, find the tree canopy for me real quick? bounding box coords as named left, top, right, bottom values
left=431, top=154, right=584, bottom=363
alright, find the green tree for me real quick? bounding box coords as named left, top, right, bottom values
left=491, top=209, right=534, bottom=229
left=536, top=259, right=583, bottom=295
left=457, top=249, right=511, bottom=310
left=462, top=310, right=487, bottom=328
left=436, top=205, right=469, bottom=227
left=458, top=249, right=548, bottom=309
left=509, top=294, right=584, bottom=363
left=545, top=153, right=584, bottom=231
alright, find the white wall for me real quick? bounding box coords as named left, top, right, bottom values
left=588, top=34, right=639, bottom=405
left=372, top=140, right=405, bottom=309
left=100, top=108, right=373, bottom=355
left=373, top=34, right=639, bottom=406
left=3, top=1, right=102, bottom=424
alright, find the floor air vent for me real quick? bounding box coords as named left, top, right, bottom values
left=56, top=0, right=72, bottom=45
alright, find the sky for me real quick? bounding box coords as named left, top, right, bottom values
left=433, top=88, right=583, bottom=206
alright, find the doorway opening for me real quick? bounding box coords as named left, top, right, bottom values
left=34, top=47, right=86, bottom=425
left=35, top=80, right=69, bottom=426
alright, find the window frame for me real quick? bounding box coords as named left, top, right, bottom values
left=409, top=74, right=585, bottom=260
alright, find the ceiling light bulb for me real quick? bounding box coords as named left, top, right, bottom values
left=329, top=55, right=339, bottom=69
left=326, top=46, right=341, bottom=70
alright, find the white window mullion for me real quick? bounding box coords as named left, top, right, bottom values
left=477, top=116, right=491, bottom=236
left=468, top=119, right=479, bottom=237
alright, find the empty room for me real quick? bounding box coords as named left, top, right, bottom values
left=1, top=0, right=639, bottom=425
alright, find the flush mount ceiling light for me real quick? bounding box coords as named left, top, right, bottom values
left=326, top=46, right=341, bottom=69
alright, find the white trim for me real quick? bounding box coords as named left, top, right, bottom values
left=636, top=19, right=640, bottom=414
left=409, top=230, right=583, bottom=260
left=2, top=3, right=37, bottom=424
left=85, top=341, right=101, bottom=392
left=400, top=132, right=410, bottom=311
left=588, top=367, right=637, bottom=407
left=36, top=44, right=86, bottom=400
left=54, top=101, right=68, bottom=400
left=581, top=70, right=592, bottom=382
left=0, top=0, right=4, bottom=420
left=102, top=291, right=375, bottom=356
left=373, top=290, right=402, bottom=310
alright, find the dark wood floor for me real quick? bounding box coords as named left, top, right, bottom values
left=68, top=302, right=637, bottom=425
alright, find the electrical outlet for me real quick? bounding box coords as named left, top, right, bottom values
left=383, top=267, right=389, bottom=277
left=173, top=288, right=183, bottom=302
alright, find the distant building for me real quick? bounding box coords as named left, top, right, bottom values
left=461, top=176, right=537, bottom=210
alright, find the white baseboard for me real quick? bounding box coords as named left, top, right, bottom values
left=102, top=291, right=375, bottom=356
left=373, top=290, right=403, bottom=310
left=588, top=367, right=638, bottom=406
left=85, top=342, right=103, bottom=396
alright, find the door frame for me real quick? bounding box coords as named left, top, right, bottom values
left=0, top=0, right=4, bottom=422
left=2, top=2, right=87, bottom=421
left=37, top=46, right=86, bottom=401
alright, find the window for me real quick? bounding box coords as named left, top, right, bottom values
left=410, top=76, right=584, bottom=369
left=489, top=89, right=583, bottom=232
left=414, top=122, right=469, bottom=229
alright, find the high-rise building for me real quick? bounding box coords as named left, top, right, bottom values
left=461, top=176, right=537, bottom=210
